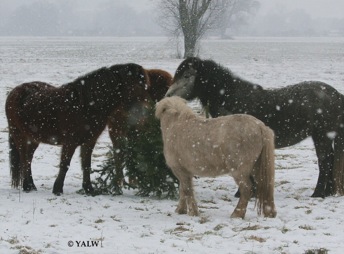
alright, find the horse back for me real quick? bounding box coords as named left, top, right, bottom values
left=226, top=81, right=344, bottom=147
left=6, top=81, right=94, bottom=145
left=163, top=114, right=266, bottom=177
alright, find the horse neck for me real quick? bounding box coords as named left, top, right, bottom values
left=197, top=70, right=263, bottom=116
left=68, top=76, right=121, bottom=115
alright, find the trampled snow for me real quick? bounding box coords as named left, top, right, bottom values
left=1, top=37, right=344, bottom=254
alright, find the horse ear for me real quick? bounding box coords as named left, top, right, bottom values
left=155, top=101, right=165, bottom=119
left=141, top=67, right=150, bottom=91
left=155, top=98, right=178, bottom=119
left=190, top=57, right=201, bottom=70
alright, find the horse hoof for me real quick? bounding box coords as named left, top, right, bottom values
left=175, top=207, right=187, bottom=215
left=53, top=191, right=63, bottom=196
left=311, top=192, right=325, bottom=198
left=23, top=183, right=37, bottom=192
left=83, top=184, right=95, bottom=195
left=53, top=187, right=63, bottom=196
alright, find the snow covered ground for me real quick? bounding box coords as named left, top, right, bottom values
left=1, top=36, right=344, bottom=254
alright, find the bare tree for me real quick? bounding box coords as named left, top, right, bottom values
left=158, top=0, right=223, bottom=58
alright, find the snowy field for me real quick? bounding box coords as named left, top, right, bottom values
left=1, top=36, right=344, bottom=254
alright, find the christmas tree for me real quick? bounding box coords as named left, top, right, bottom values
left=92, top=108, right=179, bottom=199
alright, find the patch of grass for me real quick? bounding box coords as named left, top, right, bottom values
left=15, top=246, right=42, bottom=254
left=199, top=216, right=210, bottom=224
left=7, top=236, right=19, bottom=245
left=95, top=218, right=105, bottom=224
left=304, top=248, right=329, bottom=254
left=110, top=215, right=121, bottom=222
left=246, top=235, right=266, bottom=243
left=242, top=224, right=261, bottom=231
left=281, top=226, right=289, bottom=234
left=173, top=226, right=190, bottom=233
left=299, top=225, right=314, bottom=230
left=213, top=224, right=227, bottom=231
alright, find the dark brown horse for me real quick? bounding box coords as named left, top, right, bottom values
left=6, top=63, right=151, bottom=195
left=107, top=69, right=172, bottom=185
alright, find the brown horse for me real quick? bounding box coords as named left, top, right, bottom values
left=156, top=96, right=276, bottom=219
left=107, top=69, right=172, bottom=185
left=6, top=63, right=151, bottom=195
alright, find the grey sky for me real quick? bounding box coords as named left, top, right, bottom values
left=0, top=0, right=343, bottom=36
left=257, top=0, right=344, bottom=18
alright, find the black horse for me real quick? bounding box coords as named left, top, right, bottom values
left=166, top=57, right=344, bottom=198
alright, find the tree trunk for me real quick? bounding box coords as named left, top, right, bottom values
left=183, top=31, right=197, bottom=58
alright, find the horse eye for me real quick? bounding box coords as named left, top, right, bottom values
left=184, top=74, right=190, bottom=79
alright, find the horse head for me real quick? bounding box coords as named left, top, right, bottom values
left=165, top=57, right=200, bottom=99
left=109, top=63, right=152, bottom=127
left=155, top=96, right=191, bottom=120
left=147, top=69, right=172, bottom=102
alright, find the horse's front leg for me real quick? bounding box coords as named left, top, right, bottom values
left=53, top=144, right=77, bottom=195
left=80, top=142, right=96, bottom=194
left=173, top=169, right=198, bottom=216
left=312, top=133, right=334, bottom=198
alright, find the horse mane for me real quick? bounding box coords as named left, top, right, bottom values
left=65, top=63, right=147, bottom=109
left=196, top=58, right=263, bottom=94
left=64, top=67, right=116, bottom=108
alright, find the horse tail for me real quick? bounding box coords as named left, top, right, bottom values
left=333, top=102, right=344, bottom=195
left=255, top=125, right=277, bottom=217
left=9, top=133, right=21, bottom=188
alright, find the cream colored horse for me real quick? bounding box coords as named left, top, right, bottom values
left=156, top=96, right=277, bottom=219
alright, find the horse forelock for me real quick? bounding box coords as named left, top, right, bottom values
left=173, top=57, right=201, bottom=82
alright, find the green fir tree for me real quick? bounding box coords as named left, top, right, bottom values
left=92, top=108, right=179, bottom=199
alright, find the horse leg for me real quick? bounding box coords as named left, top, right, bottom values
left=53, top=144, right=77, bottom=195
left=311, top=132, right=334, bottom=198
left=113, top=139, right=127, bottom=187
left=173, top=169, right=198, bottom=216
left=231, top=174, right=252, bottom=219
left=234, top=175, right=256, bottom=198
left=334, top=133, right=344, bottom=195
left=22, top=141, right=39, bottom=192
left=80, top=142, right=96, bottom=194
left=108, top=114, right=128, bottom=186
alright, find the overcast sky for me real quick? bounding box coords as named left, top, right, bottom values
left=0, top=0, right=343, bottom=37
left=2, top=0, right=344, bottom=18
left=257, top=0, right=344, bottom=18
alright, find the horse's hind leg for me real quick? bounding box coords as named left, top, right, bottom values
left=22, top=141, right=39, bottom=192
left=53, top=144, right=77, bottom=195
left=312, top=132, right=335, bottom=197
left=231, top=174, right=253, bottom=219
left=80, top=142, right=96, bottom=194
left=234, top=175, right=256, bottom=198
